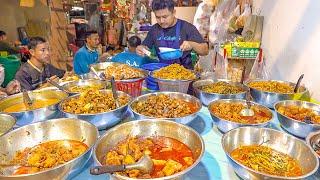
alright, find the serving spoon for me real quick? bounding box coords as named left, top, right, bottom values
left=294, top=74, right=304, bottom=93
left=90, top=66, right=104, bottom=81
left=46, top=78, right=69, bottom=93
left=239, top=67, right=254, bottom=116
left=22, top=90, right=33, bottom=108
left=110, top=76, right=120, bottom=108
left=90, top=155, right=153, bottom=175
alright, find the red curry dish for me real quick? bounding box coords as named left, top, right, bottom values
left=104, top=136, right=194, bottom=178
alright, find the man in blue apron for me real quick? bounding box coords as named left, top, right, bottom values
left=136, top=0, right=208, bottom=69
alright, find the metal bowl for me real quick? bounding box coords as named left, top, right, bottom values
left=93, top=119, right=205, bottom=180
left=274, top=100, right=320, bottom=138
left=0, top=114, right=16, bottom=136
left=208, top=99, right=273, bottom=133
left=59, top=89, right=131, bottom=130
left=90, top=62, right=148, bottom=82
left=90, top=62, right=122, bottom=73
left=62, top=79, right=109, bottom=95
left=0, top=118, right=98, bottom=179
left=0, top=89, right=68, bottom=126
left=193, top=79, right=247, bottom=106
left=246, top=79, right=310, bottom=108
left=151, top=71, right=198, bottom=94
left=130, top=92, right=202, bottom=124
left=306, top=130, right=320, bottom=158
left=222, top=127, right=319, bottom=179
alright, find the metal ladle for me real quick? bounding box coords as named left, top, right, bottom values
left=294, top=74, right=304, bottom=93
left=46, top=78, right=69, bottom=93
left=22, top=90, right=33, bottom=108
left=110, top=76, right=120, bottom=108
left=90, top=155, right=153, bottom=175
left=239, top=66, right=254, bottom=116
left=90, top=66, right=104, bottom=80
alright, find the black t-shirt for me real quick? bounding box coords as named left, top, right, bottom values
left=15, top=62, right=65, bottom=90
left=142, top=19, right=205, bottom=68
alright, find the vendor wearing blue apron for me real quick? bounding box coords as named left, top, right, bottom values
left=136, top=0, right=208, bottom=69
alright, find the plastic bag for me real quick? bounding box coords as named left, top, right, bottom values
left=193, top=2, right=214, bottom=39
left=248, top=50, right=270, bottom=81
left=209, top=0, right=237, bottom=44
left=228, top=5, right=240, bottom=33
left=235, top=3, right=251, bottom=27
left=196, top=48, right=216, bottom=79
left=214, top=49, right=228, bottom=79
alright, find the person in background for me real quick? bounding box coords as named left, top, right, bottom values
left=73, top=30, right=110, bottom=75
left=0, top=30, right=19, bottom=55
left=136, top=0, right=208, bottom=69
left=15, top=37, right=66, bottom=90
left=111, top=36, right=153, bottom=68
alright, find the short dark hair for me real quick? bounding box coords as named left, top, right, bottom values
left=0, top=30, right=6, bottom=37
left=85, top=30, right=98, bottom=39
left=128, top=36, right=141, bottom=48
left=152, top=0, right=175, bottom=12
left=28, top=37, right=47, bottom=49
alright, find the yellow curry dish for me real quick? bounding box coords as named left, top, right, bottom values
left=3, top=99, right=61, bottom=113
left=61, top=89, right=130, bottom=114
left=210, top=102, right=272, bottom=124
left=11, top=140, right=88, bottom=175
left=200, top=81, right=245, bottom=94
left=277, top=105, right=320, bottom=124
left=248, top=81, right=295, bottom=94
left=104, top=136, right=194, bottom=178
left=66, top=84, right=104, bottom=93
left=153, top=64, right=196, bottom=81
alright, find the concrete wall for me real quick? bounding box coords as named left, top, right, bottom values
left=0, top=0, right=50, bottom=41
left=151, top=7, right=197, bottom=24
left=253, top=0, right=320, bottom=100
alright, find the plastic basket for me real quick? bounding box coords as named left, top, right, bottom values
left=115, top=78, right=144, bottom=97
left=156, top=79, right=192, bottom=93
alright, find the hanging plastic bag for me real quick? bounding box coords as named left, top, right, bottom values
left=209, top=0, right=237, bottom=44
left=193, top=2, right=214, bottom=39
left=214, top=49, right=228, bottom=79
left=248, top=49, right=270, bottom=81
left=228, top=4, right=240, bottom=33
left=195, top=48, right=216, bottom=79
left=235, top=3, right=251, bottom=27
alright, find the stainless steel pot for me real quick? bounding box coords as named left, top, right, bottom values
left=130, top=91, right=202, bottom=124
left=93, top=119, right=205, bottom=180
left=0, top=89, right=68, bottom=126
left=193, top=79, right=247, bottom=106
left=0, top=118, right=99, bottom=179
left=59, top=89, right=131, bottom=130
left=222, top=127, right=319, bottom=179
